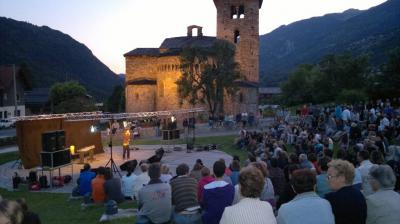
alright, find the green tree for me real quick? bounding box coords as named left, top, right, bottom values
left=106, top=85, right=125, bottom=113
left=371, top=47, right=400, bottom=98
left=176, top=40, right=242, bottom=116
left=49, top=81, right=96, bottom=113
left=281, top=64, right=317, bottom=105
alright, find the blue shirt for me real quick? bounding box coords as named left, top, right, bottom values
left=230, top=171, right=239, bottom=186
left=277, top=192, right=335, bottom=224
left=316, top=173, right=332, bottom=197
left=79, top=170, right=96, bottom=196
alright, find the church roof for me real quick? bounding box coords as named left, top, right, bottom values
left=124, top=48, right=160, bottom=57
left=160, top=36, right=217, bottom=49
left=213, top=0, right=263, bottom=8
left=124, top=36, right=217, bottom=57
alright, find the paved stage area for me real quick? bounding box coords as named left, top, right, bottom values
left=0, top=144, right=232, bottom=193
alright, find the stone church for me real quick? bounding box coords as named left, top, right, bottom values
left=124, top=0, right=262, bottom=114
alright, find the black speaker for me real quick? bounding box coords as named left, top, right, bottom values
left=56, top=130, right=66, bottom=150
left=42, top=131, right=57, bottom=152
left=41, top=150, right=71, bottom=168
left=162, top=130, right=180, bottom=140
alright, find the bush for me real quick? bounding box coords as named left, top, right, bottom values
left=335, top=89, right=367, bottom=104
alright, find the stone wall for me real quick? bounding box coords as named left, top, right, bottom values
left=224, top=87, right=258, bottom=115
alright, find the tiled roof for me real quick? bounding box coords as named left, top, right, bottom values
left=160, top=36, right=216, bottom=49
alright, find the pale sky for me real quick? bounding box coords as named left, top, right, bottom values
left=0, top=0, right=387, bottom=74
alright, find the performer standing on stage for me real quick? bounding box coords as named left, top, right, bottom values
left=123, top=127, right=131, bottom=159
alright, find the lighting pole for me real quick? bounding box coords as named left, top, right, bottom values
left=13, top=64, right=18, bottom=117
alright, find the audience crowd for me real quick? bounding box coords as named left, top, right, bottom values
left=1, top=99, right=400, bottom=224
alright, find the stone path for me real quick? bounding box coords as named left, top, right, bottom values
left=0, top=144, right=232, bottom=193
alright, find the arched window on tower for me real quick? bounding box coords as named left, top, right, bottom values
left=239, top=5, right=245, bottom=19
left=234, top=30, right=240, bottom=44
left=231, top=6, right=238, bottom=19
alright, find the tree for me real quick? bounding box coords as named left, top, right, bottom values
left=280, top=53, right=371, bottom=106
left=371, top=47, right=400, bottom=98
left=281, top=64, right=318, bottom=105
left=106, top=85, right=125, bottom=113
left=176, top=40, right=242, bottom=116
left=49, top=81, right=96, bottom=113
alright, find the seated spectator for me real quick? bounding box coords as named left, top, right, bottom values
left=277, top=164, right=300, bottom=209
left=253, top=162, right=275, bottom=206
left=325, top=159, right=367, bottom=224
left=189, top=161, right=203, bottom=182
left=202, top=160, right=234, bottom=224
left=299, top=154, right=314, bottom=170
left=197, top=167, right=214, bottom=204
left=16, top=198, right=41, bottom=224
left=160, top=164, right=173, bottom=183
left=121, top=164, right=137, bottom=200
left=277, top=169, right=334, bottom=224
left=104, top=168, right=124, bottom=204
left=269, top=158, right=286, bottom=198
left=0, top=200, right=23, bottom=224
left=385, top=145, right=400, bottom=191
left=133, top=163, right=150, bottom=200
left=170, top=163, right=201, bottom=224
left=137, top=163, right=172, bottom=224
left=316, top=157, right=332, bottom=197
left=229, top=160, right=240, bottom=186
left=220, top=166, right=277, bottom=224
left=75, top=163, right=96, bottom=196
left=91, top=166, right=106, bottom=203
left=366, top=164, right=400, bottom=224
left=357, top=150, right=374, bottom=196
left=370, top=150, right=384, bottom=165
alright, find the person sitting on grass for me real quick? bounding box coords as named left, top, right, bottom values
left=0, top=200, right=23, bottom=224
left=202, top=160, right=234, bottom=224
left=220, top=166, right=277, bottom=224
left=104, top=168, right=124, bottom=204
left=133, top=163, right=150, bottom=201
left=197, top=166, right=214, bottom=204
left=16, top=198, right=41, bottom=224
left=137, top=163, right=172, bottom=224
left=91, top=166, right=106, bottom=203
left=72, top=163, right=96, bottom=197
left=277, top=169, right=334, bottom=224
left=121, top=164, right=137, bottom=200
left=170, top=163, right=201, bottom=224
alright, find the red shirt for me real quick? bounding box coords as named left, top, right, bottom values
left=197, top=176, right=215, bottom=203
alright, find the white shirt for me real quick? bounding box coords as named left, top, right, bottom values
left=220, top=198, right=277, bottom=224
left=133, top=172, right=150, bottom=200
left=357, top=160, right=374, bottom=196
left=121, top=174, right=137, bottom=198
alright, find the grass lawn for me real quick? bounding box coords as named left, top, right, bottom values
left=0, top=134, right=243, bottom=223
left=0, top=151, right=19, bottom=165
left=0, top=188, right=137, bottom=224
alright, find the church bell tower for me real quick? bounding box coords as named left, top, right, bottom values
left=214, top=0, right=263, bottom=113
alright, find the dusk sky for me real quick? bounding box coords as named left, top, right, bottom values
left=0, top=0, right=387, bottom=74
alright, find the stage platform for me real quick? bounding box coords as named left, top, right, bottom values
left=0, top=144, right=232, bottom=193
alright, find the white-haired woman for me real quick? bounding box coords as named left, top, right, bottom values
left=366, top=164, right=400, bottom=224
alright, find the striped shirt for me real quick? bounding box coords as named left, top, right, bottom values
left=170, top=175, right=199, bottom=212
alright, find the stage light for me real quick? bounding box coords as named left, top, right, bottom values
left=90, top=125, right=96, bottom=133
left=70, top=145, right=75, bottom=155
